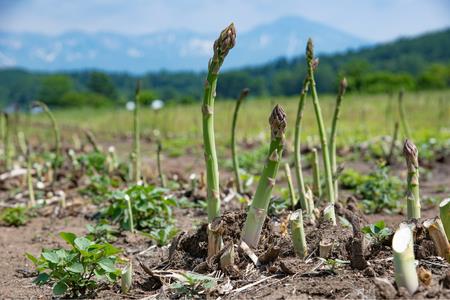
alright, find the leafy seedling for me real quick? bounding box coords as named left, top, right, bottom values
left=0, top=207, right=29, bottom=226
left=361, top=220, right=393, bottom=244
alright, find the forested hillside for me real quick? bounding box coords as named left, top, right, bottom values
left=0, top=28, right=449, bottom=108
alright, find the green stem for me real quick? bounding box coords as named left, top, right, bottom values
left=398, top=90, right=411, bottom=139
left=157, top=141, right=166, bottom=188
left=231, top=88, right=249, bottom=194
left=133, top=81, right=141, bottom=182
left=440, top=198, right=450, bottom=241
left=290, top=209, right=307, bottom=258
left=4, top=113, right=12, bottom=170
left=306, top=39, right=335, bottom=210
left=329, top=78, right=346, bottom=200
left=125, top=194, right=135, bottom=233
left=387, top=121, right=399, bottom=164
left=311, top=148, right=321, bottom=199
left=284, top=163, right=297, bottom=210
left=27, top=144, right=35, bottom=207
left=202, top=23, right=236, bottom=222
left=241, top=105, right=286, bottom=248
left=294, top=78, right=310, bottom=210
left=33, top=101, right=60, bottom=158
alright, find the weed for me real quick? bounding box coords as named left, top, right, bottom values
left=26, top=232, right=122, bottom=297
left=361, top=220, right=393, bottom=244
left=0, top=207, right=29, bottom=226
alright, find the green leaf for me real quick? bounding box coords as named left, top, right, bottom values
left=102, top=243, right=121, bottom=256
left=53, top=280, right=68, bottom=296
left=67, top=262, right=84, bottom=273
left=26, top=252, right=38, bottom=264
left=60, top=232, right=77, bottom=246
left=42, top=251, right=60, bottom=264
left=98, top=258, right=117, bottom=273
left=33, top=272, right=50, bottom=285
left=74, top=237, right=93, bottom=251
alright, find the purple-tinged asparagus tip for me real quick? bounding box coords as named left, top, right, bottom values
left=306, top=38, right=314, bottom=63
left=269, top=104, right=287, bottom=139
left=213, top=23, right=236, bottom=61
left=339, top=77, right=348, bottom=95
left=403, top=139, right=418, bottom=168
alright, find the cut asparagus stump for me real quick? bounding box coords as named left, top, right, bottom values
left=241, top=105, right=286, bottom=248
left=403, top=139, right=420, bottom=219
left=121, top=258, right=133, bottom=293
left=294, top=78, right=310, bottom=210
left=290, top=210, right=307, bottom=259
left=306, top=38, right=336, bottom=221
left=329, top=78, right=347, bottom=200
left=423, top=217, right=450, bottom=262
left=323, top=203, right=336, bottom=225
left=202, top=23, right=236, bottom=221
left=440, top=198, right=450, bottom=241
left=231, top=88, right=249, bottom=194
left=392, top=226, right=418, bottom=295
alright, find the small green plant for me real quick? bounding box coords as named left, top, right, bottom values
left=147, top=225, right=179, bottom=246
left=361, top=220, right=393, bottom=243
left=26, top=232, right=122, bottom=297
left=0, top=207, right=29, bottom=226
left=101, top=184, right=176, bottom=243
left=318, top=257, right=350, bottom=271
left=86, top=222, right=119, bottom=243
left=340, top=164, right=404, bottom=213
left=170, top=271, right=218, bottom=298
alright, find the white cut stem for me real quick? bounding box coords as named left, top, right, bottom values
left=319, top=240, right=333, bottom=258
left=423, top=217, right=450, bottom=262
left=121, top=259, right=133, bottom=293
left=290, top=209, right=307, bottom=259
left=439, top=198, right=450, bottom=241
left=323, top=203, right=336, bottom=225
left=207, top=222, right=223, bottom=258
left=392, top=227, right=418, bottom=294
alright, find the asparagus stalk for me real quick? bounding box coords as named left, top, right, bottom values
left=241, top=105, right=286, bottom=248
left=157, top=141, right=167, bottom=188
left=311, top=148, right=321, bottom=199
left=403, top=139, right=420, bottom=219
left=32, top=101, right=61, bottom=158
left=290, top=209, right=307, bottom=258
left=423, top=217, right=450, bottom=262
left=284, top=163, right=297, bottom=209
left=3, top=113, right=12, bottom=170
left=202, top=23, right=236, bottom=221
left=392, top=226, right=418, bottom=294
left=84, top=129, right=101, bottom=152
left=329, top=78, right=347, bottom=200
left=231, top=88, right=249, bottom=194
left=132, top=81, right=141, bottom=182
left=121, top=258, right=133, bottom=293
left=440, top=198, right=450, bottom=241
left=294, top=78, right=310, bottom=210
left=27, top=144, right=35, bottom=207
left=387, top=121, right=399, bottom=164
left=306, top=39, right=336, bottom=213
left=398, top=90, right=411, bottom=139
left=125, top=194, right=135, bottom=233
left=323, top=203, right=336, bottom=225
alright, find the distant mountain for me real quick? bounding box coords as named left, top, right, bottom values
left=0, top=16, right=369, bottom=73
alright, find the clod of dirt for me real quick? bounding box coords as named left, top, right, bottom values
left=373, top=277, right=397, bottom=299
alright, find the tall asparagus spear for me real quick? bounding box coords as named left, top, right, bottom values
left=294, top=78, right=310, bottom=210
left=398, top=90, right=411, bottom=139
left=311, top=148, right=321, bottom=199
left=231, top=88, right=249, bottom=194
left=202, top=23, right=236, bottom=222
left=306, top=39, right=336, bottom=215
left=32, top=101, right=61, bottom=158
left=241, top=105, right=286, bottom=248
left=157, top=141, right=166, bottom=188
left=403, top=139, right=420, bottom=219
left=329, top=78, right=347, bottom=200
left=3, top=113, right=12, bottom=170
left=132, top=81, right=141, bottom=182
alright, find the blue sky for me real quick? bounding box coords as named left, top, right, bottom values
left=0, top=0, right=449, bottom=41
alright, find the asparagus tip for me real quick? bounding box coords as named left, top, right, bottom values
left=214, top=23, right=236, bottom=61
left=269, top=104, right=287, bottom=139
left=306, top=38, right=314, bottom=62
left=403, top=139, right=418, bottom=166
left=339, top=77, right=348, bottom=95
left=240, top=88, right=250, bottom=99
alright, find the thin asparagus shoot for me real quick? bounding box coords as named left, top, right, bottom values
left=311, top=148, right=321, bottom=199
left=132, top=81, right=141, bottom=182
left=284, top=163, right=297, bottom=209
left=392, top=226, right=418, bottom=294
left=231, top=88, right=249, bottom=194
left=439, top=198, right=450, bottom=241
left=84, top=129, right=102, bottom=152
left=241, top=105, right=286, bottom=248
left=306, top=39, right=335, bottom=212
left=403, top=139, right=420, bottom=219
left=27, top=143, right=35, bottom=207
left=387, top=121, right=399, bottom=164
left=290, top=209, right=307, bottom=258
left=294, top=78, right=310, bottom=210
left=32, top=101, right=61, bottom=158
left=398, top=90, right=411, bottom=139
left=125, top=194, right=135, bottom=233
left=329, top=78, right=347, bottom=200
left=3, top=113, right=12, bottom=170
left=202, top=23, right=236, bottom=221
left=157, top=141, right=167, bottom=188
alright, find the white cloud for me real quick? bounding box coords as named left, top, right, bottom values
left=127, top=48, right=143, bottom=58
left=0, top=38, right=22, bottom=50
left=0, top=51, right=16, bottom=67
left=258, top=34, right=271, bottom=47
left=32, top=42, right=63, bottom=63
left=180, top=38, right=212, bottom=57
left=65, top=51, right=83, bottom=62
left=101, top=37, right=120, bottom=49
